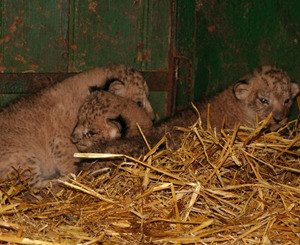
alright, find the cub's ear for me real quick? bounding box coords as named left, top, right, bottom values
left=108, top=115, right=128, bottom=137
left=291, top=81, right=300, bottom=98
left=108, top=80, right=126, bottom=97
left=233, top=80, right=252, bottom=100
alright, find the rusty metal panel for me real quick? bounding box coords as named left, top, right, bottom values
left=0, top=72, right=75, bottom=92
left=68, top=0, right=171, bottom=72
left=0, top=72, right=75, bottom=107
left=0, top=0, right=172, bottom=73
left=0, top=0, right=69, bottom=73
left=68, top=0, right=140, bottom=71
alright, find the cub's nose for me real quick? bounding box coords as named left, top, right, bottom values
left=272, top=110, right=285, bottom=124
left=273, top=116, right=283, bottom=124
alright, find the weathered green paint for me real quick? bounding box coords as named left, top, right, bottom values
left=69, top=0, right=170, bottom=72
left=0, top=0, right=69, bottom=72
left=69, top=0, right=139, bottom=71
left=0, top=0, right=170, bottom=73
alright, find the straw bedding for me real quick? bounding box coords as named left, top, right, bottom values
left=0, top=113, right=299, bottom=244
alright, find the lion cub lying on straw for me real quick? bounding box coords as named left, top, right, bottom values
left=0, top=65, right=154, bottom=187
left=77, top=66, right=299, bottom=159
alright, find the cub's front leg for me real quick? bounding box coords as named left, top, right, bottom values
left=49, top=135, right=79, bottom=178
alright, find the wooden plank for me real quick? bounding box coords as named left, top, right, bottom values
left=0, top=71, right=168, bottom=93
left=0, top=73, right=75, bottom=93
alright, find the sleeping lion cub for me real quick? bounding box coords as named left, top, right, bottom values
left=71, top=90, right=153, bottom=152
left=75, top=66, right=299, bottom=159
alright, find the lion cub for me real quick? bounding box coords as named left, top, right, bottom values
left=0, top=64, right=154, bottom=187
left=71, top=90, right=153, bottom=152
left=165, top=65, right=299, bottom=132
left=77, top=66, right=299, bottom=158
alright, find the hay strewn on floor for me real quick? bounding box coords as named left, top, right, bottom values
left=0, top=116, right=299, bottom=244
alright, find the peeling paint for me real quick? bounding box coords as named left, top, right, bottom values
left=88, top=1, right=97, bottom=13
left=57, top=2, right=63, bottom=10
left=0, top=1, right=69, bottom=72
left=136, top=50, right=151, bottom=62
left=9, top=16, right=23, bottom=33
left=0, top=58, right=7, bottom=73
left=207, top=25, right=216, bottom=33
left=14, top=54, right=26, bottom=64
left=0, top=35, right=11, bottom=45
left=0, top=16, right=23, bottom=45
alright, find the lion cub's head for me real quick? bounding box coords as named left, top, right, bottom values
left=234, top=66, right=299, bottom=131
left=71, top=91, right=153, bottom=152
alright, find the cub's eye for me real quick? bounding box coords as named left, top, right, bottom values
left=284, top=98, right=290, bottom=104
left=86, top=131, right=96, bottom=138
left=259, top=98, right=268, bottom=104
left=136, top=101, right=143, bottom=107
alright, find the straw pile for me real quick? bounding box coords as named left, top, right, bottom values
left=0, top=115, right=299, bottom=244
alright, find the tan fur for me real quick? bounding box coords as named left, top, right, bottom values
left=71, top=91, right=153, bottom=152
left=77, top=66, right=299, bottom=163
left=232, top=66, right=299, bottom=131
left=0, top=64, right=153, bottom=187
left=193, top=65, right=299, bottom=131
